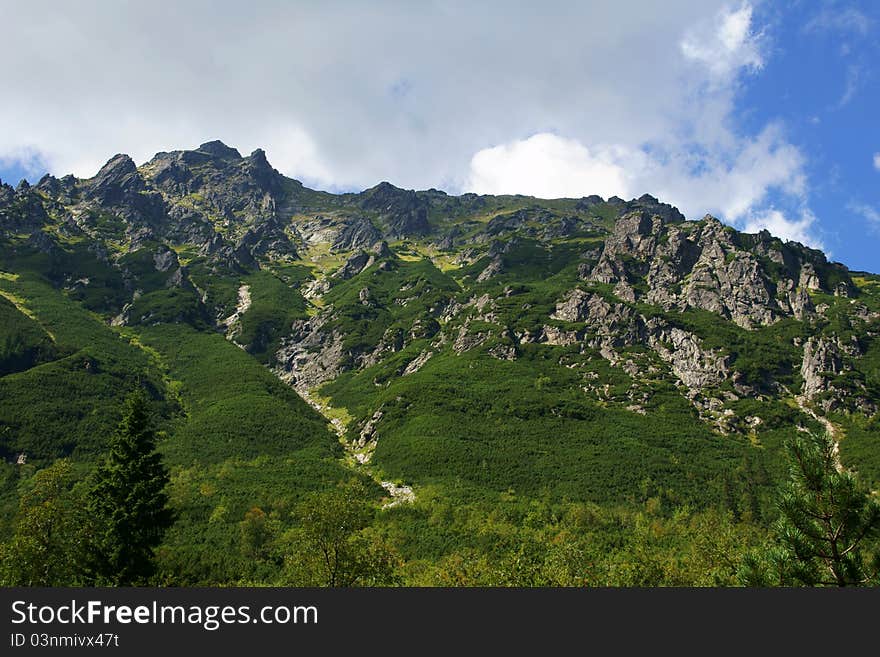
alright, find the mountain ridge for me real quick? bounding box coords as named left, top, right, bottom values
left=2, top=139, right=879, bottom=583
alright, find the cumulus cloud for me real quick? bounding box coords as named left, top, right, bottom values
left=743, top=209, right=824, bottom=250
left=0, top=0, right=744, bottom=187
left=680, top=3, right=764, bottom=83
left=1, top=1, right=821, bottom=248
left=0, top=147, right=49, bottom=182
left=874, top=153, right=880, bottom=171
left=467, top=124, right=805, bottom=224
left=466, top=4, right=816, bottom=246
left=466, top=134, right=639, bottom=199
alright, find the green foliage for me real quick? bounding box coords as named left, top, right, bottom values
left=658, top=309, right=805, bottom=390
left=325, top=347, right=767, bottom=507
left=322, top=256, right=459, bottom=358
left=741, top=433, right=880, bottom=586
left=129, top=324, right=349, bottom=584
left=85, top=391, right=175, bottom=585
left=126, top=287, right=211, bottom=328
left=2, top=173, right=879, bottom=588
left=135, top=325, right=335, bottom=463
left=0, top=295, right=57, bottom=375
left=281, top=479, right=401, bottom=586
left=384, top=495, right=770, bottom=586
left=835, top=413, right=880, bottom=486
left=0, top=459, right=86, bottom=585
left=237, top=269, right=309, bottom=362
left=0, top=275, right=169, bottom=462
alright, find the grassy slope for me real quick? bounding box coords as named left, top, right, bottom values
left=324, top=345, right=773, bottom=507
left=0, top=272, right=167, bottom=461
left=129, top=324, right=349, bottom=584
left=0, top=254, right=350, bottom=583
left=319, top=246, right=787, bottom=513
left=0, top=293, right=57, bottom=376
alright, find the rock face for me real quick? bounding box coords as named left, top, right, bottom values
left=360, top=182, right=431, bottom=237
left=3, top=137, right=875, bottom=446
left=801, top=336, right=843, bottom=400
left=331, top=217, right=381, bottom=251
left=551, top=288, right=727, bottom=391
left=334, top=251, right=373, bottom=280
left=85, top=154, right=142, bottom=205
left=647, top=325, right=729, bottom=390
left=588, top=211, right=849, bottom=329
left=798, top=335, right=874, bottom=414
left=276, top=318, right=347, bottom=392
left=552, top=290, right=643, bottom=351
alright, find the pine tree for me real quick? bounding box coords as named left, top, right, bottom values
left=85, top=390, right=174, bottom=585
left=742, top=432, right=880, bottom=586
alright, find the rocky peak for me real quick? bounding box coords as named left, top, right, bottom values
left=95, top=153, right=137, bottom=180
left=248, top=148, right=270, bottom=166
left=244, top=148, right=281, bottom=191
left=576, top=194, right=604, bottom=211
left=197, top=140, right=242, bottom=160
left=590, top=210, right=665, bottom=282
left=625, top=194, right=686, bottom=224
left=84, top=154, right=142, bottom=203
left=150, top=156, right=192, bottom=188
left=360, top=181, right=430, bottom=237
left=35, top=173, right=56, bottom=191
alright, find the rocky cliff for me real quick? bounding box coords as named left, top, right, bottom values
left=2, top=140, right=879, bottom=449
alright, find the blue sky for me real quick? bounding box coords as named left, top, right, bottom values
left=1, top=1, right=878, bottom=272
left=737, top=1, right=880, bottom=271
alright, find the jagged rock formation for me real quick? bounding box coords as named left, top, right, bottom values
left=588, top=208, right=846, bottom=329
left=3, top=139, right=878, bottom=447
left=360, top=181, right=431, bottom=237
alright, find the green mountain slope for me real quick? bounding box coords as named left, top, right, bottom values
left=1, top=141, right=878, bottom=584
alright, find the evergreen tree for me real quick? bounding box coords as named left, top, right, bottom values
left=85, top=390, right=174, bottom=585
left=741, top=432, right=880, bottom=586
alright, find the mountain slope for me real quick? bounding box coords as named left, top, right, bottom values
left=2, top=141, right=879, bottom=582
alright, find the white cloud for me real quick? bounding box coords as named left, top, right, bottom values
left=0, top=1, right=824, bottom=250
left=641, top=124, right=806, bottom=222
left=0, top=147, right=48, bottom=180
left=743, top=209, right=824, bottom=250
left=804, top=7, right=873, bottom=37
left=836, top=64, right=863, bottom=108
left=466, top=134, right=639, bottom=199
left=461, top=3, right=818, bottom=248
left=0, top=0, right=737, bottom=189
left=680, top=3, right=764, bottom=83
left=467, top=124, right=805, bottom=226
left=874, top=153, right=880, bottom=171
left=849, top=202, right=880, bottom=229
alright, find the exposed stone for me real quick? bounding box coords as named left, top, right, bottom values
left=153, top=246, right=179, bottom=272
left=801, top=336, right=843, bottom=402
left=333, top=251, right=373, bottom=279
left=331, top=216, right=381, bottom=251
left=401, top=350, right=434, bottom=375
left=647, top=324, right=729, bottom=390
left=476, top=256, right=503, bottom=282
